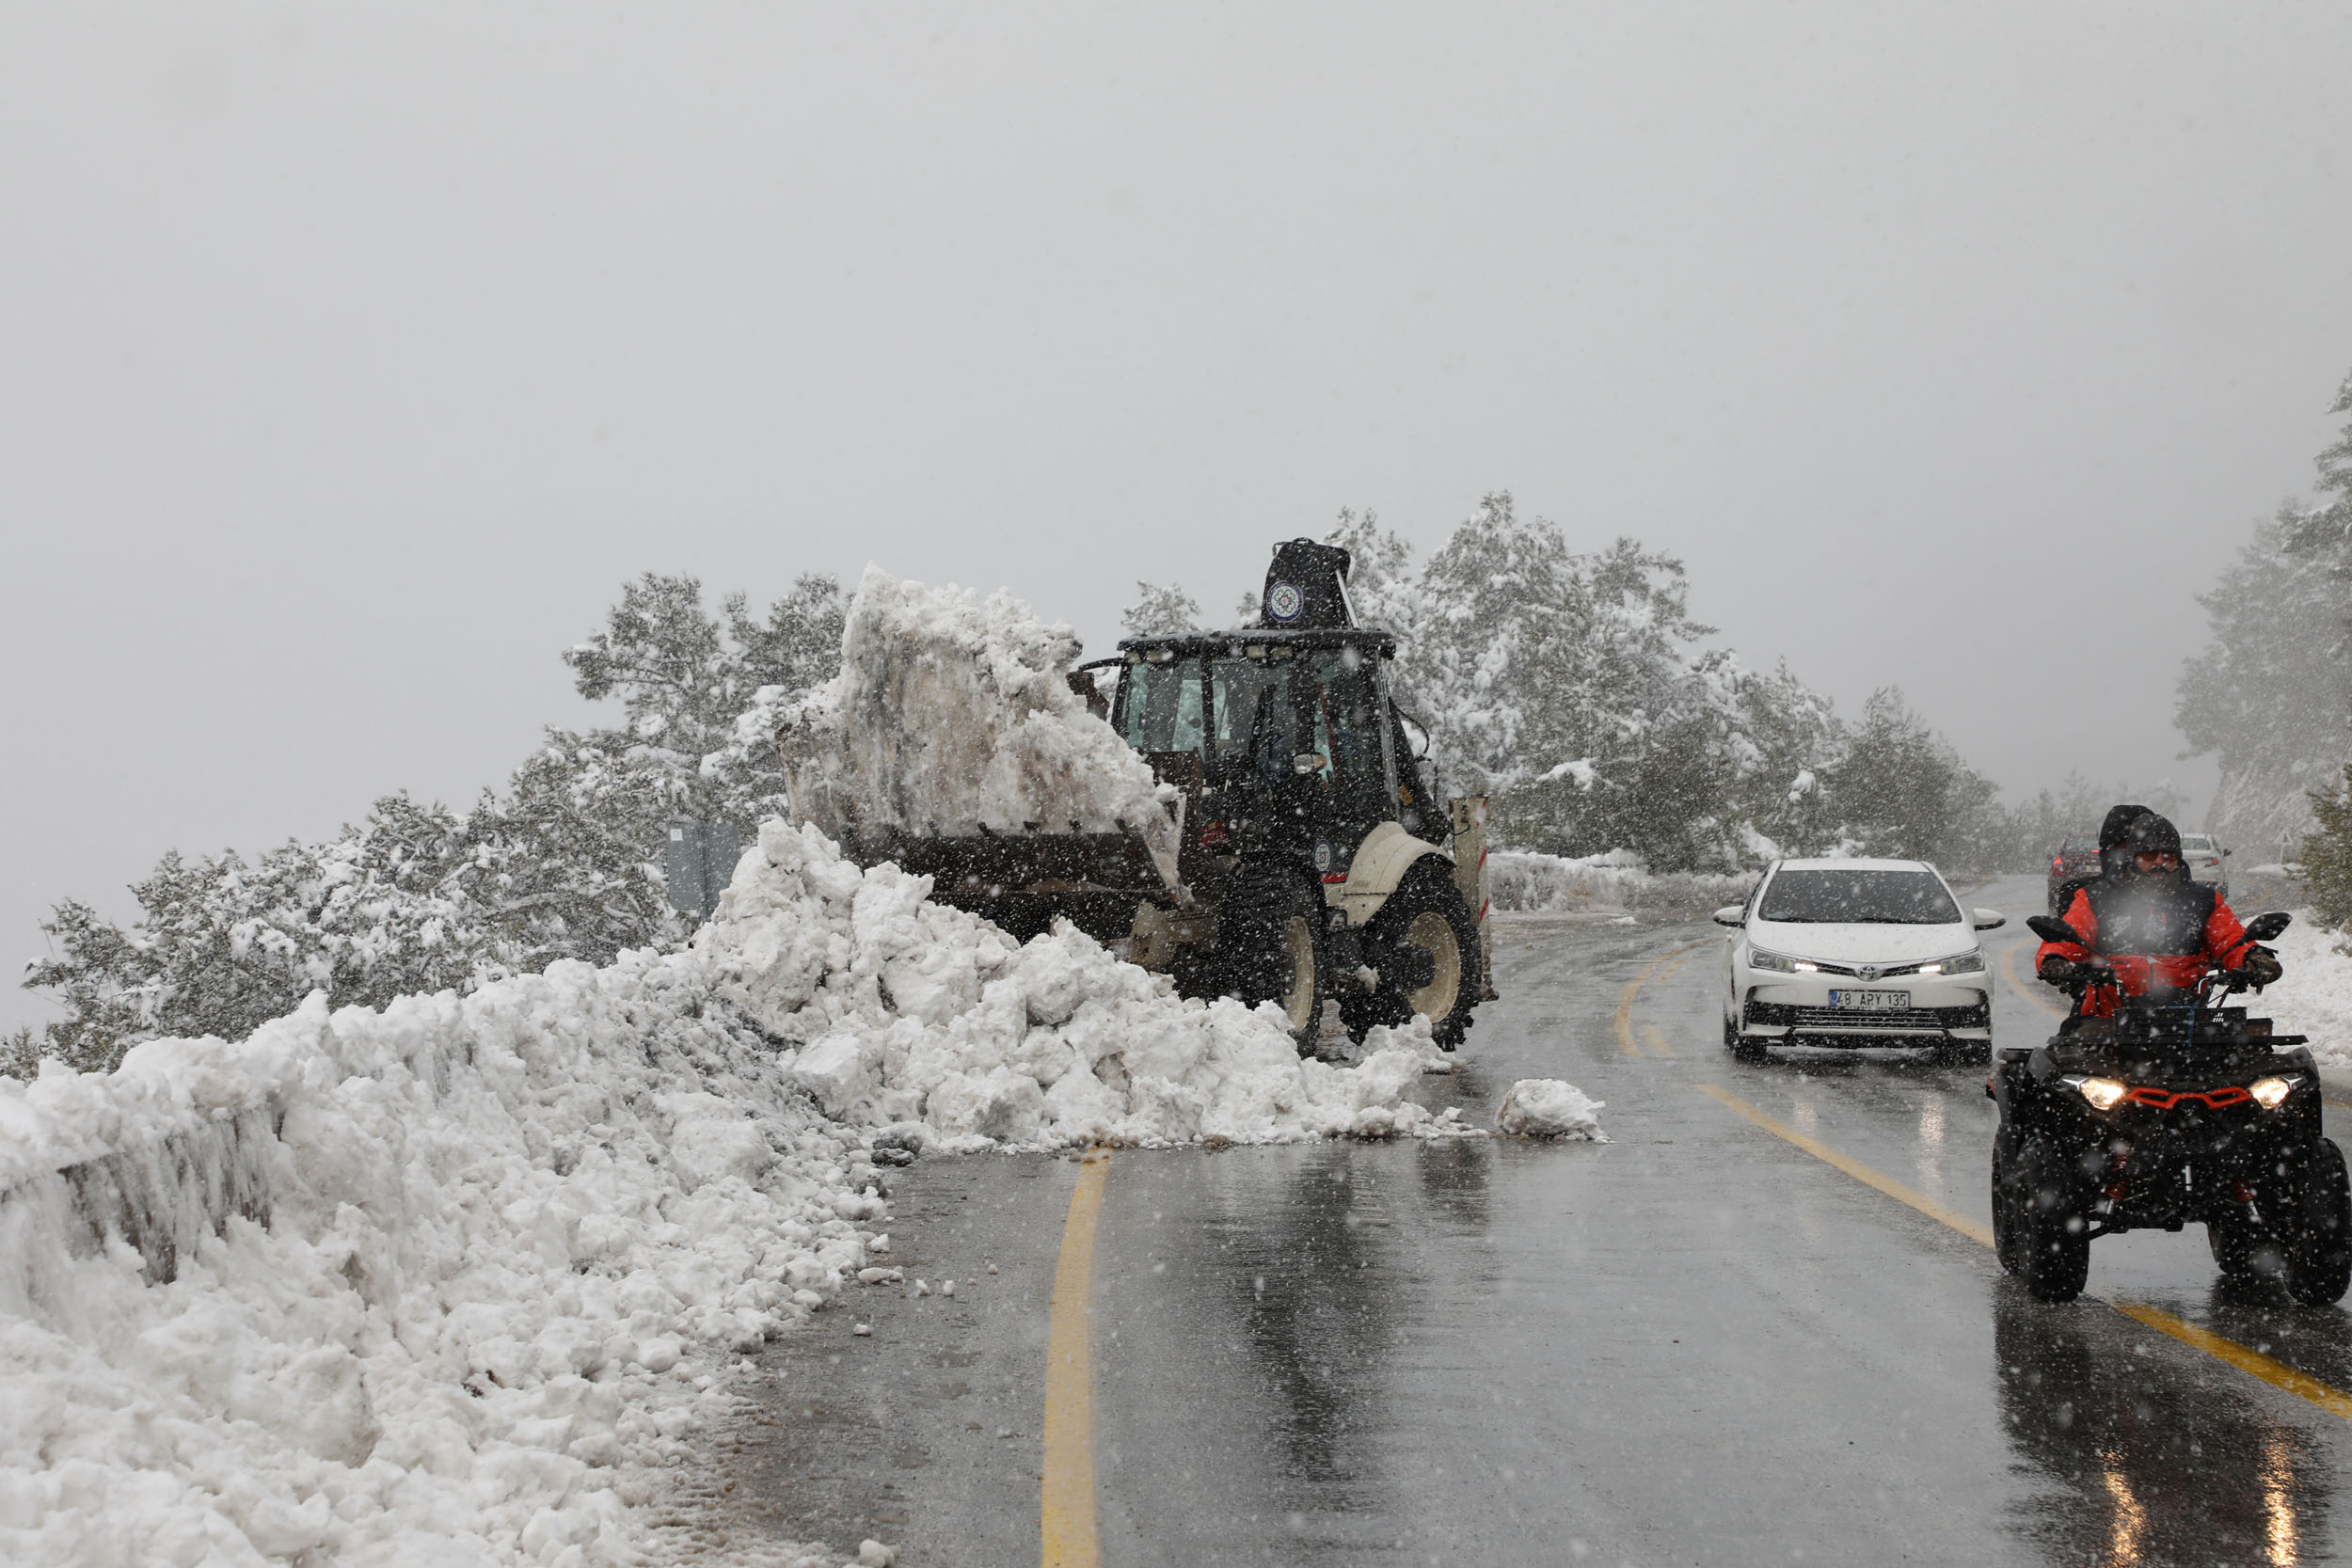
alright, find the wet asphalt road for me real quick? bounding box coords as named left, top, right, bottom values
left=713, top=871, right=2352, bottom=1567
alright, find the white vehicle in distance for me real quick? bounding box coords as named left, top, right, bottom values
left=2180, top=833, right=2229, bottom=899
left=1716, top=858, right=2007, bottom=1066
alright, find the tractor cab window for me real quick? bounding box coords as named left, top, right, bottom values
left=1302, top=647, right=1391, bottom=821
left=1207, top=655, right=1296, bottom=781
left=1117, top=656, right=1206, bottom=753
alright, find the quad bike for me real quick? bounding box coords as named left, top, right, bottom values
left=1989, top=911, right=2350, bottom=1305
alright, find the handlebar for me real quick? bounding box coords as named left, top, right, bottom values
left=2043, top=949, right=2277, bottom=1005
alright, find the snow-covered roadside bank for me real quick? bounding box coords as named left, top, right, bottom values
left=1488, top=849, right=1754, bottom=919
left=0, top=823, right=1465, bottom=1566
left=2265, top=918, right=2352, bottom=1073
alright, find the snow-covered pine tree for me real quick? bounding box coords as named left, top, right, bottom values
left=1820, top=688, right=1999, bottom=865
left=1120, top=582, right=1205, bottom=638
left=2178, top=504, right=2352, bottom=860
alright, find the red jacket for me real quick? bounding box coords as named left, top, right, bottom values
left=2038, top=879, right=2255, bottom=1014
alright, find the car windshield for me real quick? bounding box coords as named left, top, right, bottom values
left=1758, top=869, right=1960, bottom=925
left=2182, top=836, right=2215, bottom=853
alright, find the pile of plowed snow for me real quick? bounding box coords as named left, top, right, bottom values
left=0, top=825, right=1457, bottom=1565
left=703, top=819, right=1465, bottom=1149
left=771, top=566, right=1182, bottom=888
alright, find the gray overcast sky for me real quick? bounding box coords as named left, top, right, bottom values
left=5, top=2, right=2349, bottom=1031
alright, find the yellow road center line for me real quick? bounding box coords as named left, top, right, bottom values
left=2110, top=1302, right=2352, bottom=1420
left=1694, top=1082, right=2352, bottom=1423
left=1614, top=941, right=1708, bottom=1056
left=1642, top=1023, right=1677, bottom=1059
left=1041, top=1148, right=1111, bottom=1568
left=1695, top=1084, right=1994, bottom=1246
left=2002, top=938, right=2063, bottom=1019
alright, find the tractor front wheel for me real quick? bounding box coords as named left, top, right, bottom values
left=1219, top=868, right=1327, bottom=1054
left=1359, top=871, right=1481, bottom=1050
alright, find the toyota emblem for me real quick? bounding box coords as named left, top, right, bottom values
left=1858, top=964, right=1883, bottom=982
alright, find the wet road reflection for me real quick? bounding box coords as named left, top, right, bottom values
left=1994, top=1286, right=2336, bottom=1565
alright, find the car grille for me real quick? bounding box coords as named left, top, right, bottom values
left=1747, top=1000, right=1990, bottom=1033
left=1788, top=1007, right=1959, bottom=1031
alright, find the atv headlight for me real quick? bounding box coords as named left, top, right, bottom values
left=1916, top=951, right=1985, bottom=975
left=2250, top=1075, right=2298, bottom=1110
left=2068, top=1076, right=2127, bottom=1112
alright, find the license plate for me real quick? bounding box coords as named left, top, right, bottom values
left=1828, top=990, right=1911, bottom=1012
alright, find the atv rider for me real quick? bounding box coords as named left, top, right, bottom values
left=2050, top=801, right=2153, bottom=921
left=2035, top=812, right=2281, bottom=1017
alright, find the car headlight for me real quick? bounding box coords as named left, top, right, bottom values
left=1915, top=951, right=1984, bottom=976
left=1749, top=948, right=1817, bottom=974
left=2250, top=1076, right=2299, bottom=1110
left=2066, top=1076, right=2127, bottom=1111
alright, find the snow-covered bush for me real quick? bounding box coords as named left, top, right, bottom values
left=22, top=574, right=847, bottom=1074
left=1487, top=849, right=1753, bottom=916
left=2304, top=766, right=2352, bottom=934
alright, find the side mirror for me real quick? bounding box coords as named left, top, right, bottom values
left=2027, top=914, right=2087, bottom=946
left=2223, top=847, right=2233, bottom=857
left=1712, top=905, right=1745, bottom=927
left=1971, top=909, right=2006, bottom=931
left=2245, top=911, right=2293, bottom=942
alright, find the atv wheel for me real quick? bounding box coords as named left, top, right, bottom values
left=1219, top=869, right=1327, bottom=1053
left=2207, top=1208, right=2273, bottom=1280
left=2016, top=1136, right=2091, bottom=1302
left=2280, top=1138, right=2352, bottom=1306
left=1363, top=870, right=1481, bottom=1050
left=1990, top=1127, right=2023, bottom=1275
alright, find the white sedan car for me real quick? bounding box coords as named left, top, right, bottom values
left=1718, top=858, right=2006, bottom=1064
left=2180, top=833, right=2229, bottom=899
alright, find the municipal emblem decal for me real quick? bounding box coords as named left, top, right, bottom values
left=1313, top=838, right=1332, bottom=872
left=1266, top=581, right=1305, bottom=622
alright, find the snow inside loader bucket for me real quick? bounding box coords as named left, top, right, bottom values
left=774, top=568, right=1186, bottom=942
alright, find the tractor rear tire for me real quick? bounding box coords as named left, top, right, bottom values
left=1362, top=869, right=1481, bottom=1050
left=2280, top=1138, right=2352, bottom=1306
left=1219, top=868, right=1327, bottom=1054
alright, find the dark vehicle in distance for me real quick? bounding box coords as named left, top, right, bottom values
left=2045, top=836, right=2101, bottom=913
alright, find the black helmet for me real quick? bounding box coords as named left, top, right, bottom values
left=2125, top=813, right=2183, bottom=860
left=2098, top=803, right=2153, bottom=850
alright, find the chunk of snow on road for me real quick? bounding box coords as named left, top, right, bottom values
left=699, top=818, right=1467, bottom=1149
left=771, top=565, right=1181, bottom=889
left=1496, top=1079, right=1609, bottom=1141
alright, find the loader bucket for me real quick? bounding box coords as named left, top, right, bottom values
left=837, top=825, right=1172, bottom=944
